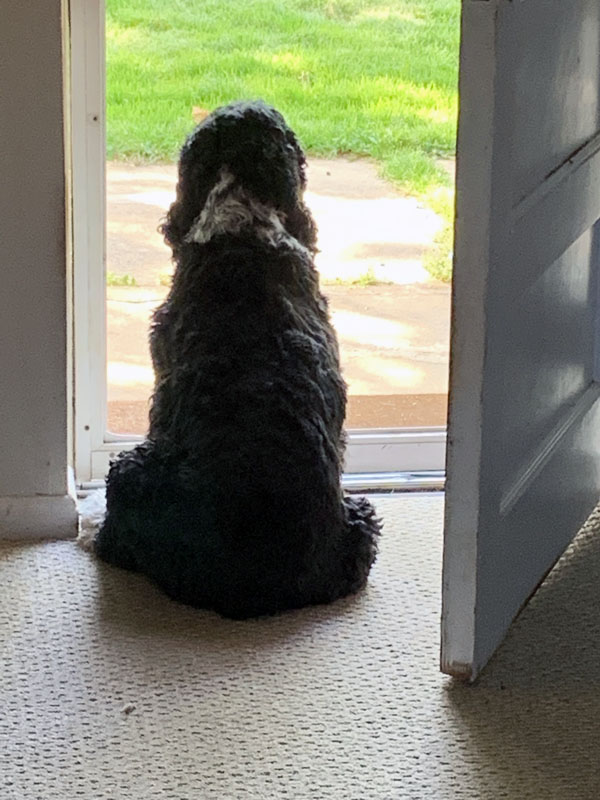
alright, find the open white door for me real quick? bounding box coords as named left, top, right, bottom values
left=442, top=0, right=600, bottom=680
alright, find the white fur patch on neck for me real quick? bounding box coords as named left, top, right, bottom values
left=184, top=167, right=306, bottom=253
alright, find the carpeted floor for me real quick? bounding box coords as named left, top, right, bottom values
left=2, top=494, right=600, bottom=798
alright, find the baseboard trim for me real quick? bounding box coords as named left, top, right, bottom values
left=0, top=493, right=78, bottom=540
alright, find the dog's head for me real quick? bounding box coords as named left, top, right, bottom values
left=161, top=100, right=317, bottom=257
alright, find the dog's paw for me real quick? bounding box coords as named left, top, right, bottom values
left=76, top=526, right=97, bottom=553
left=76, top=489, right=107, bottom=553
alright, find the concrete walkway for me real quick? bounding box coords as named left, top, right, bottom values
left=106, top=158, right=451, bottom=432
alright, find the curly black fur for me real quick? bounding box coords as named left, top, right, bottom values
left=95, top=100, right=382, bottom=619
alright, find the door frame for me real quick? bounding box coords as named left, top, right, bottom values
left=69, top=0, right=447, bottom=488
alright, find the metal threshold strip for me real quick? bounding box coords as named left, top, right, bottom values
left=79, top=471, right=446, bottom=495
left=342, top=471, right=445, bottom=492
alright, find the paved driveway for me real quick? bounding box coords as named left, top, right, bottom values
left=106, top=158, right=451, bottom=432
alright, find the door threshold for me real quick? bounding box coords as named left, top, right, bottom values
left=343, top=471, right=445, bottom=492
left=78, top=471, right=446, bottom=495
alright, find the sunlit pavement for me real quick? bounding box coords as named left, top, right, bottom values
left=106, top=159, right=451, bottom=431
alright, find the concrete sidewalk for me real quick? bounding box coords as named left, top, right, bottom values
left=106, top=158, right=451, bottom=432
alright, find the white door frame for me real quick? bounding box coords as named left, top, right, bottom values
left=69, top=0, right=447, bottom=488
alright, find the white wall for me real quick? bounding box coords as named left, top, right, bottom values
left=0, top=0, right=77, bottom=537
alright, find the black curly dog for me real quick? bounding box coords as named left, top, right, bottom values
left=95, top=100, right=382, bottom=618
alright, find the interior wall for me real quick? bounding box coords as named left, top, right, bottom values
left=0, top=1, right=71, bottom=500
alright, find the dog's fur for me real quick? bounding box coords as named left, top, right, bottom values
left=95, top=100, right=382, bottom=618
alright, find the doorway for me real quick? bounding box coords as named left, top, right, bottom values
left=72, top=0, right=459, bottom=486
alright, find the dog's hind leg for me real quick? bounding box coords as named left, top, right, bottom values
left=337, top=494, right=382, bottom=594
left=297, top=495, right=381, bottom=610
left=94, top=442, right=162, bottom=573
left=94, top=512, right=139, bottom=572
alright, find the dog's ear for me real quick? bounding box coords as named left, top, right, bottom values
left=160, top=123, right=221, bottom=254
left=286, top=200, right=318, bottom=253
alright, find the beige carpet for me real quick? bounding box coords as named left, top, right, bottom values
left=2, top=494, right=600, bottom=798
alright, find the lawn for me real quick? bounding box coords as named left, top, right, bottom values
left=106, top=0, right=459, bottom=201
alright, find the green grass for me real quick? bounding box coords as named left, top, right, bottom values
left=107, top=0, right=458, bottom=189
left=423, top=221, right=453, bottom=282
left=323, top=266, right=389, bottom=286
left=350, top=266, right=382, bottom=286
left=106, top=0, right=459, bottom=278
left=106, top=271, right=138, bottom=286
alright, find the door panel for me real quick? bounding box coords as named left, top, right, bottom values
left=501, top=230, right=596, bottom=474
left=442, top=0, right=600, bottom=680
left=512, top=2, right=600, bottom=203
